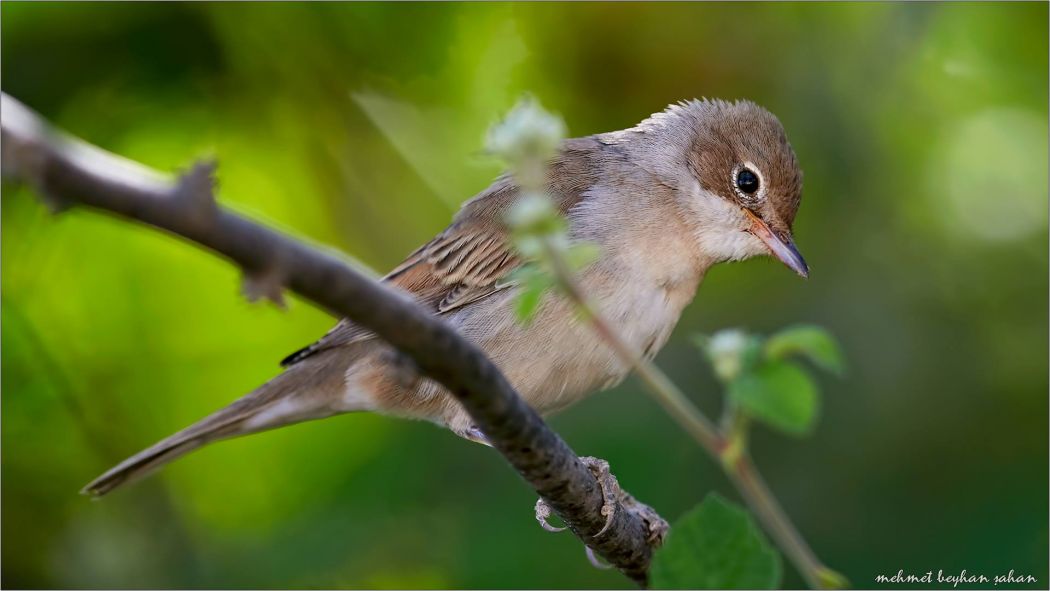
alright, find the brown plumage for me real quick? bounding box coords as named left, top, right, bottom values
left=83, top=99, right=806, bottom=496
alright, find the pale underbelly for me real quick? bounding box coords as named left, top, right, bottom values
left=452, top=281, right=685, bottom=416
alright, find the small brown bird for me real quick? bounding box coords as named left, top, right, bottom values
left=84, top=99, right=807, bottom=496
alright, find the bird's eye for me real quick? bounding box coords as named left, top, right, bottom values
left=736, top=168, right=760, bottom=194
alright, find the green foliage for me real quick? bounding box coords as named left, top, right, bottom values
left=507, top=264, right=554, bottom=325
left=484, top=96, right=565, bottom=188
left=562, top=242, right=601, bottom=271
left=651, top=493, right=782, bottom=590
left=495, top=101, right=604, bottom=327
left=698, top=327, right=842, bottom=436
left=506, top=237, right=601, bottom=326
left=764, top=325, right=845, bottom=376
left=728, top=361, right=818, bottom=436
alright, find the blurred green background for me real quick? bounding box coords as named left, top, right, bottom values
left=2, top=2, right=1047, bottom=589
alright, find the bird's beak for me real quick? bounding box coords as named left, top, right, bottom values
left=743, top=209, right=809, bottom=278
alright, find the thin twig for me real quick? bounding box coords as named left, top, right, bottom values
left=728, top=455, right=827, bottom=589
left=0, top=92, right=664, bottom=587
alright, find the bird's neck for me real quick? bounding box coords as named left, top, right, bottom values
left=569, top=184, right=708, bottom=292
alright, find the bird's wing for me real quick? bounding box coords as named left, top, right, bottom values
left=279, top=220, right=520, bottom=367
left=386, top=224, right=521, bottom=312
left=280, top=137, right=604, bottom=368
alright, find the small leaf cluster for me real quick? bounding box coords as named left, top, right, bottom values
left=695, top=325, right=844, bottom=436
left=651, top=493, right=781, bottom=589
left=486, top=97, right=600, bottom=325
left=652, top=326, right=845, bottom=589
left=504, top=198, right=600, bottom=325
left=485, top=96, right=565, bottom=190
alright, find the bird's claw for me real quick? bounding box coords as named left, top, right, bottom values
left=580, top=456, right=619, bottom=538
left=533, top=455, right=669, bottom=568
left=535, top=497, right=568, bottom=532
left=633, top=498, right=670, bottom=546
left=581, top=456, right=669, bottom=545
left=533, top=456, right=618, bottom=537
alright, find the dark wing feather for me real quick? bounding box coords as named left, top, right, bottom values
left=280, top=225, right=519, bottom=367
left=279, top=319, right=369, bottom=366
left=391, top=228, right=520, bottom=312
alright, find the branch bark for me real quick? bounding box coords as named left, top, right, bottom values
left=0, top=93, right=663, bottom=586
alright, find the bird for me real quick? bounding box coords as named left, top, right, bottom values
left=83, top=98, right=807, bottom=496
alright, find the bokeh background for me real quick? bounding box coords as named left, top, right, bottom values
left=2, top=2, right=1047, bottom=589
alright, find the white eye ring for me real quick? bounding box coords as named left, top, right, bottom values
left=731, top=162, right=766, bottom=203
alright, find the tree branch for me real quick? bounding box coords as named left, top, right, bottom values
left=0, top=93, right=663, bottom=586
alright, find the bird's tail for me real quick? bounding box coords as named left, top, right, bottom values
left=82, top=350, right=361, bottom=497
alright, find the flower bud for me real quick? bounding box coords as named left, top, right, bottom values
left=705, top=329, right=752, bottom=382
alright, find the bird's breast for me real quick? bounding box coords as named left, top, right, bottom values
left=586, top=265, right=699, bottom=360
left=453, top=263, right=699, bottom=416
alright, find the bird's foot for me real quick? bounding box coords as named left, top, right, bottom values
left=534, top=456, right=668, bottom=547
left=534, top=495, right=568, bottom=532
left=627, top=492, right=670, bottom=546
left=581, top=456, right=619, bottom=537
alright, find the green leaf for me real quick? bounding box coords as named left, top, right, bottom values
left=503, top=261, right=542, bottom=285
left=563, top=241, right=601, bottom=271
left=729, top=361, right=819, bottom=436
left=512, top=270, right=553, bottom=326
left=511, top=234, right=544, bottom=259
left=651, top=493, right=781, bottom=589
left=514, top=285, right=543, bottom=325
left=765, top=324, right=845, bottom=375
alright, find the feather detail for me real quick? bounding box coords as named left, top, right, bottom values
left=281, top=137, right=604, bottom=366
left=281, top=227, right=520, bottom=365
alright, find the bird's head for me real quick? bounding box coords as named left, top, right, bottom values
left=684, top=100, right=806, bottom=277
left=624, top=99, right=807, bottom=277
